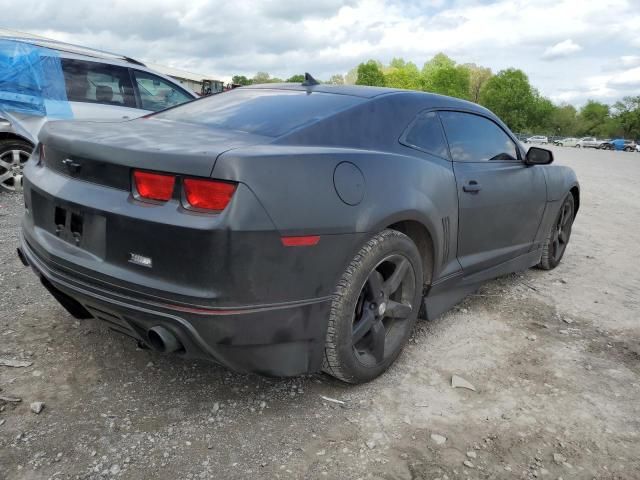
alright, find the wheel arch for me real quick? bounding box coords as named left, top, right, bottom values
left=570, top=185, right=580, bottom=215
left=0, top=132, right=35, bottom=149
left=386, top=219, right=436, bottom=286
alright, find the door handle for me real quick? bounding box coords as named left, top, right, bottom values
left=463, top=180, right=481, bottom=193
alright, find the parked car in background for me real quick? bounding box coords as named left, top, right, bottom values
left=599, top=139, right=637, bottom=151
left=575, top=137, right=604, bottom=148
left=0, top=37, right=197, bottom=192
left=524, top=135, right=548, bottom=144
left=18, top=81, right=579, bottom=383
left=553, top=137, right=579, bottom=147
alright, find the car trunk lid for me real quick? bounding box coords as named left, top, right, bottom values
left=39, top=117, right=270, bottom=183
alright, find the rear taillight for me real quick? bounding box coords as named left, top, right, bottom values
left=183, top=178, right=237, bottom=212
left=133, top=170, right=175, bottom=202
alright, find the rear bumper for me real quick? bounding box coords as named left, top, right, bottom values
left=19, top=235, right=332, bottom=377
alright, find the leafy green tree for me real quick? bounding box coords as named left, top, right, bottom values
left=252, top=72, right=283, bottom=84
left=549, top=104, right=579, bottom=136
left=344, top=67, right=358, bottom=85
left=528, top=91, right=555, bottom=134
left=479, top=68, right=535, bottom=132
left=421, top=53, right=455, bottom=77
left=465, top=63, right=492, bottom=103
left=577, top=100, right=611, bottom=136
left=355, top=60, right=386, bottom=87
left=389, top=57, right=409, bottom=69
left=286, top=74, right=305, bottom=83
left=252, top=72, right=271, bottom=84
left=231, top=75, right=252, bottom=86
left=421, top=53, right=470, bottom=99
left=612, top=96, right=640, bottom=139
left=384, top=60, right=421, bottom=90
left=327, top=74, right=345, bottom=85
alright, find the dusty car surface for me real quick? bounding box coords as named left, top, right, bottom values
left=0, top=37, right=197, bottom=192
left=18, top=80, right=580, bottom=384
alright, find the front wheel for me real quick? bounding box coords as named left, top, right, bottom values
left=538, top=194, right=575, bottom=270
left=322, top=229, right=423, bottom=384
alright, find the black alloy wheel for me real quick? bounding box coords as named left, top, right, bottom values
left=323, top=229, right=424, bottom=384
left=538, top=194, right=575, bottom=270
left=351, top=254, right=416, bottom=366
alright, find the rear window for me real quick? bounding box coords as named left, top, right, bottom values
left=154, top=88, right=364, bottom=137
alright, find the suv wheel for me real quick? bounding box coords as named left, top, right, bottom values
left=0, top=139, right=33, bottom=193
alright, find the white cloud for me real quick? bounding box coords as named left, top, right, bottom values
left=620, top=55, right=640, bottom=67
left=542, top=39, right=582, bottom=60
left=609, top=66, right=640, bottom=88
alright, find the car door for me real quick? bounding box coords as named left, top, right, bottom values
left=60, top=58, right=144, bottom=121
left=439, top=110, right=547, bottom=275
left=130, top=69, right=194, bottom=113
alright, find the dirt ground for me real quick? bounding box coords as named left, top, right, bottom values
left=1, top=146, right=639, bottom=480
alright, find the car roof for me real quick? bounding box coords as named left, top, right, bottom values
left=4, top=36, right=146, bottom=67
left=244, top=83, right=490, bottom=111
left=3, top=37, right=197, bottom=98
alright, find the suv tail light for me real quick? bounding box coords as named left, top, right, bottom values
left=133, top=170, right=176, bottom=201
left=183, top=178, right=237, bottom=212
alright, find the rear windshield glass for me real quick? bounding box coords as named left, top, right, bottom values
left=154, top=88, right=364, bottom=137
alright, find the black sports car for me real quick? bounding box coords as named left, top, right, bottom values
left=18, top=80, right=579, bottom=384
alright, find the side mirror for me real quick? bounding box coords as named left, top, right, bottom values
left=525, top=147, right=554, bottom=165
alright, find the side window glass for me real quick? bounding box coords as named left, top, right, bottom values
left=61, top=59, right=136, bottom=108
left=439, top=111, right=518, bottom=162
left=403, top=111, right=449, bottom=159
left=132, top=70, right=192, bottom=111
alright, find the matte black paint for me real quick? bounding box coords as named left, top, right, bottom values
left=20, top=84, right=579, bottom=377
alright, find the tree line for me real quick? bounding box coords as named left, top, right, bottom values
left=232, top=54, right=640, bottom=139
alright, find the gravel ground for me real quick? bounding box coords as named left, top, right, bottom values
left=1, top=146, right=639, bottom=480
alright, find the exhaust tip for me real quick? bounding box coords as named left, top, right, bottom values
left=147, top=326, right=183, bottom=353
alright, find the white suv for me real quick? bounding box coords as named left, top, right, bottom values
left=0, top=37, right=197, bottom=192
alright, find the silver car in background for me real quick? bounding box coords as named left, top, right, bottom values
left=553, top=137, right=579, bottom=147
left=575, top=137, right=604, bottom=148
left=0, top=37, right=197, bottom=192
left=524, top=135, right=549, bottom=144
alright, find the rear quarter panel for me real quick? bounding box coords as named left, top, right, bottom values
left=213, top=145, right=459, bottom=282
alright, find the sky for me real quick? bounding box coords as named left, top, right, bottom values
left=5, top=0, right=640, bottom=107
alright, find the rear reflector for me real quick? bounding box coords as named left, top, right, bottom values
left=281, top=235, right=320, bottom=247
left=134, top=170, right=175, bottom=201
left=183, top=178, right=237, bottom=211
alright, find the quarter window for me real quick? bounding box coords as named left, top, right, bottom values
left=132, top=70, right=193, bottom=112
left=61, top=59, right=136, bottom=108
left=439, top=111, right=518, bottom=162
left=403, top=111, right=449, bottom=159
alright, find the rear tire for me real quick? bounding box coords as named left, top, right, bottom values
left=322, top=229, right=423, bottom=384
left=538, top=194, right=575, bottom=270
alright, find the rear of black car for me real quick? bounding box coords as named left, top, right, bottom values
left=18, top=89, right=367, bottom=376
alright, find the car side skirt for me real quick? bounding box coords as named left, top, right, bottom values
left=423, top=248, right=543, bottom=320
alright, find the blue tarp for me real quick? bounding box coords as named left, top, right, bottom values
left=0, top=39, right=73, bottom=119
